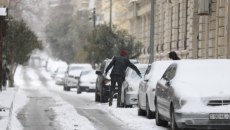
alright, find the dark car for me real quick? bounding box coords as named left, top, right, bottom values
left=95, top=59, right=139, bottom=103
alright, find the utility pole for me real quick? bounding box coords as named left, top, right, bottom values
left=149, top=0, right=155, bottom=63
left=109, top=0, right=112, bottom=33
left=93, top=7, right=95, bottom=29
left=0, top=18, right=2, bottom=91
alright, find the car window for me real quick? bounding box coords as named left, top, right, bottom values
left=130, top=67, right=147, bottom=79
left=162, top=65, right=173, bottom=79
left=70, top=66, right=85, bottom=71
left=144, top=65, right=151, bottom=75
left=82, top=70, right=91, bottom=76
left=168, top=65, right=177, bottom=80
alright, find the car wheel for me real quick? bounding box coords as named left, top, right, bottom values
left=63, top=84, right=66, bottom=91
left=171, top=106, right=180, bottom=130
left=120, top=102, right=124, bottom=108
left=138, top=96, right=146, bottom=116
left=155, top=103, right=168, bottom=126
left=95, top=85, right=100, bottom=102
left=100, top=86, right=106, bottom=103
left=146, top=97, right=155, bottom=119
left=124, top=92, right=132, bottom=108
left=66, top=86, right=70, bottom=91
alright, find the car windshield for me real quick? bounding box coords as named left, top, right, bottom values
left=82, top=70, right=92, bottom=76
left=57, top=69, right=66, bottom=74
left=70, top=66, right=85, bottom=71
left=130, top=67, right=147, bottom=79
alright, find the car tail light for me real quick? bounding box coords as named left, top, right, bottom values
left=104, top=80, right=109, bottom=84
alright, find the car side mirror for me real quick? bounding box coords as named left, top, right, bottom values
left=166, top=80, right=171, bottom=86
left=96, top=70, right=102, bottom=75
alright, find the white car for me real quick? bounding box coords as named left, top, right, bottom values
left=155, top=59, right=230, bottom=130
left=77, top=70, right=97, bottom=93
left=64, top=64, right=93, bottom=91
left=138, top=60, right=174, bottom=118
left=121, top=64, right=148, bottom=108
left=55, top=67, right=67, bottom=85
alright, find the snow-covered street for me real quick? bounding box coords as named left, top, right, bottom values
left=0, top=64, right=170, bottom=130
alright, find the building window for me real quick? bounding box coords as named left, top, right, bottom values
left=157, top=44, right=159, bottom=53
left=161, top=43, right=164, bottom=52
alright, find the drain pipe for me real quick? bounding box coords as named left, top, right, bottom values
left=149, top=0, right=155, bottom=63
left=215, top=0, right=219, bottom=59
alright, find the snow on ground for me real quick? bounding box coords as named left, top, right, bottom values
left=0, top=88, right=17, bottom=130
left=42, top=63, right=168, bottom=130
left=13, top=67, right=95, bottom=130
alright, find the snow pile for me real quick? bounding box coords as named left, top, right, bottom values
left=98, top=104, right=167, bottom=130
left=8, top=66, right=29, bottom=130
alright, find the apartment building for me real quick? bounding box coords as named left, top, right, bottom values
left=0, top=0, right=8, bottom=7
left=127, top=0, right=230, bottom=63
left=95, top=0, right=129, bottom=30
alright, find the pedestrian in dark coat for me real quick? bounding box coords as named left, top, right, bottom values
left=168, top=51, right=180, bottom=60
left=105, top=50, right=141, bottom=107
left=2, top=64, right=10, bottom=90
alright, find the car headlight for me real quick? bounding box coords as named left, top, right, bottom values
left=179, top=99, right=187, bottom=106
left=201, top=98, right=209, bottom=105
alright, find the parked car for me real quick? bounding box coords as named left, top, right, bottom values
left=95, top=59, right=139, bottom=103
left=77, top=69, right=97, bottom=93
left=138, top=60, right=173, bottom=119
left=55, top=67, right=67, bottom=85
left=51, top=68, right=58, bottom=78
left=155, top=60, right=230, bottom=130
left=120, top=64, right=148, bottom=108
left=64, top=64, right=93, bottom=91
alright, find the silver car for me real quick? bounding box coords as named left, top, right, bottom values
left=155, top=60, right=230, bottom=130
left=138, top=60, right=174, bottom=119
left=120, top=64, right=148, bottom=108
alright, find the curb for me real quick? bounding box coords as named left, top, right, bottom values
left=6, top=85, right=19, bottom=130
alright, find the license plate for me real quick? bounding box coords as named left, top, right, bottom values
left=209, top=113, right=230, bottom=120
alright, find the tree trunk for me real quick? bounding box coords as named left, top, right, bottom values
left=9, top=60, right=15, bottom=87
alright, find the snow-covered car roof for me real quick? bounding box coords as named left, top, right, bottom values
left=69, top=63, right=92, bottom=67
left=80, top=70, right=97, bottom=82
left=147, top=60, right=175, bottom=88
left=172, top=59, right=230, bottom=97
left=104, top=59, right=139, bottom=64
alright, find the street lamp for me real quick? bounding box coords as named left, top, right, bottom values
left=109, top=0, right=112, bottom=33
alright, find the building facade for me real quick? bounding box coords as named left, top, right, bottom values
left=95, top=0, right=129, bottom=30
left=127, top=0, right=230, bottom=63
left=0, top=0, right=8, bottom=7
left=127, top=0, right=151, bottom=63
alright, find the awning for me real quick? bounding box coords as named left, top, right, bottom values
left=0, top=8, right=7, bottom=16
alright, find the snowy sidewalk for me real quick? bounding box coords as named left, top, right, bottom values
left=0, top=87, right=18, bottom=130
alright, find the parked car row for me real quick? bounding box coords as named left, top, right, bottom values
left=136, top=59, right=230, bottom=130
left=51, top=59, right=230, bottom=130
